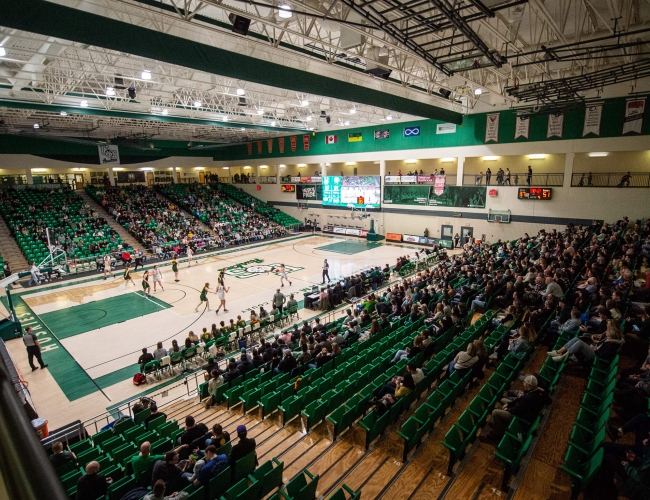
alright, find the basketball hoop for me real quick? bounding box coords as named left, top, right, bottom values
left=494, top=219, right=501, bottom=224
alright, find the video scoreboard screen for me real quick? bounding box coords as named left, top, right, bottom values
left=322, top=176, right=381, bottom=208
left=517, top=187, right=552, bottom=200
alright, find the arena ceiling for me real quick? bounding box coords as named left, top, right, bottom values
left=0, top=0, right=648, bottom=145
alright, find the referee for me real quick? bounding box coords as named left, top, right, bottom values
left=23, top=327, right=48, bottom=371
left=322, top=259, right=331, bottom=284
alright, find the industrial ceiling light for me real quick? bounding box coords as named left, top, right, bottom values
left=106, top=87, right=115, bottom=96
left=0, top=47, right=5, bottom=57
left=300, top=99, right=309, bottom=106
left=236, top=88, right=245, bottom=96
left=141, top=70, right=152, bottom=80
left=441, top=158, right=455, bottom=162
left=161, top=109, right=168, bottom=115
left=474, top=88, right=482, bottom=95
left=350, top=108, right=357, bottom=114
left=405, top=159, right=417, bottom=164
left=270, top=121, right=276, bottom=126
left=33, top=123, right=39, bottom=129
left=222, top=115, right=229, bottom=121
left=80, top=100, right=88, bottom=107
left=588, top=152, right=609, bottom=157
left=344, top=120, right=350, bottom=126
left=257, top=108, right=264, bottom=115
left=529, top=154, right=546, bottom=159
left=278, top=4, right=292, bottom=18
left=193, top=100, right=202, bottom=107
left=483, top=156, right=498, bottom=161
left=60, top=111, right=67, bottom=116
left=386, top=114, right=393, bottom=120
left=306, top=116, right=312, bottom=121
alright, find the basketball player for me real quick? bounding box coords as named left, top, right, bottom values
left=278, top=264, right=292, bottom=287
left=152, top=265, right=164, bottom=293
left=322, top=259, right=330, bottom=284
left=195, top=282, right=212, bottom=312
left=171, top=257, right=179, bottom=282
left=123, top=262, right=135, bottom=288
left=103, top=254, right=116, bottom=280
left=215, top=282, right=230, bottom=314
left=186, top=246, right=194, bottom=267
left=141, top=270, right=151, bottom=297
left=218, top=268, right=226, bottom=286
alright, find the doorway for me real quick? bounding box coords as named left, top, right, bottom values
left=461, top=226, right=473, bottom=244
left=199, top=171, right=205, bottom=184
left=176, top=171, right=181, bottom=183
left=74, top=174, right=84, bottom=190
left=146, top=172, right=154, bottom=186
left=440, top=224, right=453, bottom=241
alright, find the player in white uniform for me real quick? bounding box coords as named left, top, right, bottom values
left=186, top=246, right=193, bottom=267
left=152, top=265, right=164, bottom=292
left=103, top=254, right=116, bottom=280
left=278, top=264, right=292, bottom=287
left=215, top=283, right=230, bottom=314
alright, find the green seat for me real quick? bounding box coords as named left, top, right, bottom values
left=151, top=438, right=173, bottom=454
left=224, top=476, right=260, bottom=500
left=282, top=468, right=319, bottom=500
left=494, top=432, right=533, bottom=490
left=110, top=442, right=137, bottom=467
left=157, top=420, right=179, bottom=439
left=187, top=486, right=205, bottom=500
left=69, top=438, right=92, bottom=455
left=60, top=469, right=82, bottom=492
left=102, top=464, right=124, bottom=483
left=135, top=430, right=159, bottom=448
left=396, top=416, right=426, bottom=461
left=358, top=410, right=390, bottom=450
left=113, top=418, right=135, bottom=436
left=240, top=388, right=262, bottom=414
left=216, top=441, right=233, bottom=457
left=147, top=414, right=167, bottom=432
left=108, top=475, right=137, bottom=500
left=252, top=458, right=284, bottom=498
left=568, top=424, right=606, bottom=458
left=55, top=460, right=77, bottom=478
left=328, top=484, right=361, bottom=500
left=414, top=401, right=444, bottom=431
left=75, top=447, right=101, bottom=465
left=279, top=395, right=303, bottom=426
left=441, top=423, right=475, bottom=475
left=208, top=465, right=232, bottom=500
left=134, top=408, right=151, bottom=425
left=215, top=383, right=230, bottom=404
left=233, top=451, right=257, bottom=484
left=124, top=424, right=146, bottom=444
left=301, top=400, right=327, bottom=432
left=560, top=446, right=604, bottom=495
left=258, top=391, right=280, bottom=420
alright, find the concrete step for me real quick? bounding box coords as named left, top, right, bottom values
left=0, top=216, right=29, bottom=271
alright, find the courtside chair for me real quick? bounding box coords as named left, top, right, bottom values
left=170, top=352, right=184, bottom=374
left=196, top=343, right=206, bottom=360
left=159, top=356, right=172, bottom=377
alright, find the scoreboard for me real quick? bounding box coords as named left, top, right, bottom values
left=518, top=187, right=552, bottom=200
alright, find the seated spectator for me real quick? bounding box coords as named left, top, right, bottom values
left=153, top=342, right=167, bottom=361
left=372, top=372, right=416, bottom=401
left=223, top=361, right=241, bottom=383
left=229, top=425, right=258, bottom=471
left=178, top=415, right=209, bottom=447
left=144, top=479, right=188, bottom=500
left=407, top=363, right=424, bottom=385
left=76, top=461, right=112, bottom=500
left=132, top=441, right=165, bottom=486
left=50, top=441, right=76, bottom=469
left=308, top=348, right=333, bottom=369
left=151, top=450, right=191, bottom=486
left=138, top=348, right=154, bottom=373
left=206, top=370, right=224, bottom=406
left=275, top=349, right=297, bottom=374
left=390, top=336, right=424, bottom=364
left=549, top=319, right=624, bottom=364
left=193, top=445, right=229, bottom=487
left=490, top=323, right=537, bottom=361
left=449, top=342, right=479, bottom=375
left=205, top=424, right=231, bottom=449
left=143, top=403, right=166, bottom=429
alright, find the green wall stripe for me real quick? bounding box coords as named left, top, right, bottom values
left=0, top=0, right=462, bottom=124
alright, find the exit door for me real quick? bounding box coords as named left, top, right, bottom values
left=441, top=225, right=453, bottom=241
left=199, top=172, right=205, bottom=184
left=461, top=227, right=473, bottom=244
left=147, top=172, right=154, bottom=186
left=74, top=174, right=84, bottom=189
left=176, top=171, right=181, bottom=183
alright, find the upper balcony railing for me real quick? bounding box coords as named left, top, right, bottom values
left=463, top=172, right=564, bottom=187
left=571, top=172, right=650, bottom=188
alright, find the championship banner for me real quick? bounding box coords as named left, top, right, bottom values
left=514, top=114, right=530, bottom=140
left=485, top=113, right=499, bottom=143
left=290, top=136, right=297, bottom=152
left=98, top=144, right=120, bottom=165
left=582, top=104, right=603, bottom=137
left=434, top=175, right=446, bottom=196
left=622, top=98, right=646, bottom=135
left=267, top=139, right=273, bottom=153
left=278, top=137, right=285, bottom=153
left=256, top=141, right=263, bottom=154
left=247, top=143, right=253, bottom=155
left=303, top=134, right=310, bottom=151
left=547, top=113, right=564, bottom=138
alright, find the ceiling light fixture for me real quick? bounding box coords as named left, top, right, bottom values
left=297, top=164, right=306, bottom=167
left=222, top=115, right=229, bottom=121
left=161, top=109, right=168, bottom=115
left=350, top=108, right=356, bottom=114
left=474, top=88, right=482, bottom=95
left=483, top=156, right=498, bottom=161
left=386, top=114, right=393, bottom=120
left=441, top=157, right=455, bottom=162
left=306, top=116, right=312, bottom=121
left=257, top=109, right=264, bottom=115
left=141, top=70, right=152, bottom=80
left=32, top=168, right=46, bottom=172
left=0, top=47, right=5, bottom=57
left=270, top=121, right=276, bottom=126
left=279, top=164, right=286, bottom=168
left=344, top=120, right=350, bottom=126
left=60, top=111, right=67, bottom=116
left=106, top=87, right=115, bottom=96
left=300, top=99, right=309, bottom=106
left=240, top=127, right=245, bottom=131
left=278, top=4, right=292, bottom=18
left=236, top=88, right=245, bottom=96
left=529, top=154, right=546, bottom=159
left=193, top=100, right=202, bottom=107
left=80, top=100, right=88, bottom=107
left=405, top=159, right=417, bottom=164
left=345, top=162, right=356, bottom=165
left=33, top=123, right=39, bottom=129
left=588, top=152, right=609, bottom=157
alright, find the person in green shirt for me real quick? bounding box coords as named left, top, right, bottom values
left=132, top=441, right=187, bottom=486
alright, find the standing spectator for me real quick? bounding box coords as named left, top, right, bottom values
left=526, top=165, right=532, bottom=186
left=28, top=261, right=40, bottom=286
left=272, top=289, right=286, bottom=314
left=23, top=326, right=48, bottom=371
left=618, top=172, right=632, bottom=187
left=485, top=168, right=492, bottom=185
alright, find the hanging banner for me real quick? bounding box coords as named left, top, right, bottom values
left=325, top=134, right=338, bottom=144
left=485, top=113, right=499, bottom=143
left=98, top=144, right=120, bottom=165
left=267, top=139, right=273, bottom=153
left=434, top=175, right=446, bottom=196
left=374, top=129, right=390, bottom=139
left=290, top=136, right=297, bottom=151
left=582, top=103, right=603, bottom=137
left=514, top=114, right=530, bottom=140
left=278, top=137, right=285, bottom=154
left=547, top=113, right=564, bottom=138
left=256, top=141, right=263, bottom=154
left=303, top=134, right=310, bottom=151
left=622, top=97, right=646, bottom=135
left=348, top=133, right=362, bottom=142
left=247, top=143, right=253, bottom=155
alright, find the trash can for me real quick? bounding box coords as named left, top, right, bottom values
left=31, top=418, right=49, bottom=439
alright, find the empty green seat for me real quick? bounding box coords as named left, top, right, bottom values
left=358, top=410, right=390, bottom=450
left=233, top=451, right=257, bottom=483
left=282, top=468, right=319, bottom=500
left=258, top=391, right=281, bottom=420
left=279, top=395, right=303, bottom=426
left=494, top=432, right=533, bottom=490
left=208, top=466, right=232, bottom=500
left=252, top=458, right=284, bottom=498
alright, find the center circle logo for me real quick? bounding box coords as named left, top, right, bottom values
left=245, top=265, right=273, bottom=273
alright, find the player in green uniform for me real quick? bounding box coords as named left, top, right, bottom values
left=141, top=270, right=151, bottom=297
left=123, top=263, right=135, bottom=289
left=195, top=282, right=212, bottom=312
left=171, top=257, right=179, bottom=282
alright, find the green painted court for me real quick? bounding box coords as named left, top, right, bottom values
left=316, top=240, right=385, bottom=255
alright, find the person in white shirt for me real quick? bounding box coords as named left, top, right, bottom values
left=152, top=265, right=164, bottom=293
left=28, top=262, right=41, bottom=286
left=153, top=342, right=167, bottom=360
left=543, top=277, right=563, bottom=299
left=186, top=246, right=193, bottom=267
left=103, top=254, right=116, bottom=280
left=408, top=363, right=424, bottom=384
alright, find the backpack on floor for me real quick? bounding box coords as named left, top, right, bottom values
left=133, top=373, right=146, bottom=386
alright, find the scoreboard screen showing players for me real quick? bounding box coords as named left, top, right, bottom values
left=517, top=187, right=552, bottom=200
left=322, top=176, right=381, bottom=208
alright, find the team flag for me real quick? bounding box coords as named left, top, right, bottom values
left=348, top=133, right=362, bottom=142
left=325, top=135, right=338, bottom=144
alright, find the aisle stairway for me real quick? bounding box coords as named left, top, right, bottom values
left=77, top=190, right=142, bottom=251
left=153, top=188, right=220, bottom=239
left=0, top=215, right=28, bottom=272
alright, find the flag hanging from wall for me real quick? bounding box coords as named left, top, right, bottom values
left=303, top=134, right=310, bottom=151
left=622, top=97, right=645, bottom=135
left=267, top=139, right=273, bottom=153
left=582, top=103, right=603, bottom=137
left=98, top=144, right=120, bottom=165
left=247, top=143, right=252, bottom=155
left=348, top=133, right=362, bottom=142
left=547, top=113, right=564, bottom=138
left=256, top=141, right=262, bottom=154
left=485, top=113, right=499, bottom=143
left=290, top=136, right=297, bottom=151
left=514, top=114, right=529, bottom=140
left=278, top=137, right=285, bottom=153
left=325, top=134, right=338, bottom=144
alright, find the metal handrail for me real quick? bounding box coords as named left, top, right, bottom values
left=463, top=172, right=564, bottom=187
left=571, top=171, right=650, bottom=187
